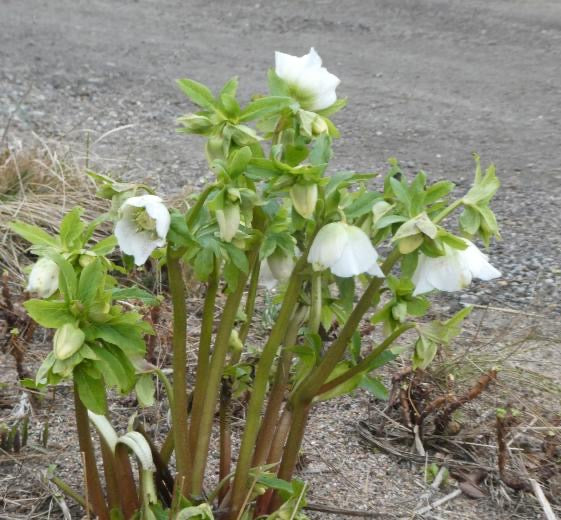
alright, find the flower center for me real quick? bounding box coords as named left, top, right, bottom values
left=134, top=208, right=157, bottom=233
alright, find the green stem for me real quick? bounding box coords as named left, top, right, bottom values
left=190, top=250, right=256, bottom=497
left=159, top=427, right=174, bottom=466
left=189, top=266, right=219, bottom=455
left=167, top=248, right=191, bottom=497
left=316, top=323, right=414, bottom=396
left=239, top=255, right=261, bottom=344
left=73, top=383, right=109, bottom=520
left=294, top=248, right=401, bottom=403
left=270, top=402, right=311, bottom=512
left=309, top=271, right=322, bottom=334
left=228, top=256, right=306, bottom=519
left=186, top=183, right=217, bottom=227
left=252, top=305, right=308, bottom=467
left=154, top=368, right=174, bottom=409
left=433, top=198, right=463, bottom=224
left=99, top=438, right=121, bottom=513
left=49, top=476, right=95, bottom=515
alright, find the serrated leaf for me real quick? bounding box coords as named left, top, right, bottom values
left=78, top=259, right=103, bottom=306
left=177, top=78, right=216, bottom=109
left=74, top=365, right=107, bottom=414
left=24, top=300, right=74, bottom=328
left=111, top=287, right=159, bottom=306
left=10, top=221, right=59, bottom=247
left=60, top=208, right=85, bottom=250
left=238, top=96, right=292, bottom=122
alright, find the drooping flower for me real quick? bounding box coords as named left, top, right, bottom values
left=26, top=257, right=59, bottom=298
left=53, top=323, right=85, bottom=360
left=290, top=183, right=318, bottom=219
left=259, top=249, right=296, bottom=290
left=308, top=222, right=384, bottom=278
left=412, top=239, right=501, bottom=295
left=115, top=195, right=170, bottom=265
left=275, top=48, right=340, bottom=111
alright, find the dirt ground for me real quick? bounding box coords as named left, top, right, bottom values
left=1, top=0, right=561, bottom=519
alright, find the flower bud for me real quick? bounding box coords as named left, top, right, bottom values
left=216, top=203, right=240, bottom=242
left=79, top=253, right=96, bottom=268
left=290, top=183, right=318, bottom=219
left=312, top=115, right=329, bottom=135
left=26, top=258, right=59, bottom=298
left=178, top=113, right=213, bottom=135
left=228, top=330, right=243, bottom=353
left=53, top=323, right=85, bottom=360
left=267, top=249, right=295, bottom=283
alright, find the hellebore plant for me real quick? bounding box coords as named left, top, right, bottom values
left=12, top=48, right=502, bottom=519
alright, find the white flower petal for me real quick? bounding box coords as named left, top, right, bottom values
left=308, top=222, right=348, bottom=270
left=259, top=260, right=278, bottom=290
left=330, top=226, right=380, bottom=278
left=274, top=48, right=340, bottom=111
left=412, top=240, right=500, bottom=295
left=143, top=198, right=171, bottom=239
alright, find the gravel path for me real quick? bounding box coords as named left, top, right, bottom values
left=1, top=2, right=560, bottom=300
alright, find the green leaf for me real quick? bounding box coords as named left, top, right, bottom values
left=238, top=96, right=293, bottom=122
left=193, top=248, right=215, bottom=281
left=10, top=221, right=59, bottom=247
left=256, top=474, right=294, bottom=494
left=78, top=259, right=103, bottom=306
left=111, top=287, right=160, bottom=306
left=60, top=208, right=85, bottom=250
left=345, top=191, right=381, bottom=219
left=87, top=323, right=146, bottom=356
left=267, top=69, right=290, bottom=96
left=45, top=252, right=78, bottom=302
left=220, top=76, right=239, bottom=98
left=315, top=361, right=362, bottom=401
left=135, top=374, right=155, bottom=407
left=91, top=344, right=135, bottom=394
left=389, top=177, right=411, bottom=212
left=90, top=236, right=118, bottom=256
left=74, top=365, right=107, bottom=414
left=227, top=146, right=252, bottom=177
left=223, top=244, right=249, bottom=274
left=177, top=78, right=216, bottom=109
left=315, top=98, right=347, bottom=117
left=220, top=93, right=240, bottom=117
left=24, top=300, right=74, bottom=328
left=360, top=375, right=389, bottom=400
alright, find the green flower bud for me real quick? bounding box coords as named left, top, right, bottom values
left=53, top=323, right=85, bottom=360
left=79, top=253, right=96, bottom=268
left=228, top=330, right=243, bottom=353
left=290, top=183, right=318, bottom=219
left=312, top=115, right=329, bottom=135
left=216, top=203, right=240, bottom=242
left=178, top=114, right=213, bottom=135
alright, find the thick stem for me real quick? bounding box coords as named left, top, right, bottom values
left=167, top=249, right=191, bottom=496
left=252, top=305, right=308, bottom=467
left=269, top=403, right=311, bottom=512
left=114, top=444, right=141, bottom=517
left=316, top=323, right=415, bottom=397
left=239, top=256, right=261, bottom=344
left=218, top=382, right=233, bottom=505
left=228, top=256, right=306, bottom=519
left=73, top=383, right=109, bottom=520
left=309, top=271, right=322, bottom=335
left=190, top=250, right=256, bottom=497
left=294, top=248, right=401, bottom=403
left=189, top=267, right=219, bottom=455
left=99, top=439, right=121, bottom=513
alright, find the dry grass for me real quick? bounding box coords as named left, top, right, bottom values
left=0, top=138, right=108, bottom=280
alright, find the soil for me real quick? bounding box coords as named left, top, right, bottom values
left=1, top=1, right=561, bottom=519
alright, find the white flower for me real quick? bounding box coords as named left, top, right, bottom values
left=216, top=203, right=240, bottom=243
left=115, top=195, right=170, bottom=265
left=412, top=240, right=501, bottom=295
left=259, top=249, right=296, bottom=290
left=308, top=222, right=384, bottom=278
left=27, top=257, right=59, bottom=298
left=290, top=183, right=318, bottom=219
left=275, top=48, right=340, bottom=111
